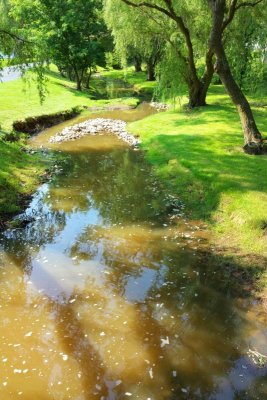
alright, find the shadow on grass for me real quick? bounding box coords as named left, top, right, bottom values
left=144, top=129, right=267, bottom=221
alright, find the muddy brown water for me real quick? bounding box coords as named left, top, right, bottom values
left=0, top=104, right=266, bottom=399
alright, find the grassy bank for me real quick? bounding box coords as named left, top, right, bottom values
left=0, top=67, right=138, bottom=132
left=0, top=141, right=50, bottom=220
left=129, top=85, right=267, bottom=258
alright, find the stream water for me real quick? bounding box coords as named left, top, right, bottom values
left=0, top=104, right=266, bottom=400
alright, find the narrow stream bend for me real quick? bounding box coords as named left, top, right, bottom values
left=0, top=104, right=266, bottom=400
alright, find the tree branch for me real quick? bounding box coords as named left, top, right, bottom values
left=0, top=29, right=29, bottom=43
left=222, top=0, right=264, bottom=31
left=235, top=0, right=264, bottom=10
left=120, top=0, right=173, bottom=18
left=222, top=0, right=238, bottom=30
left=120, top=0, right=200, bottom=84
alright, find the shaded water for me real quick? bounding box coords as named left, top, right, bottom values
left=92, top=75, right=137, bottom=99
left=0, top=105, right=266, bottom=400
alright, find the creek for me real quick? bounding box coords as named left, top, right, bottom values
left=0, top=103, right=266, bottom=399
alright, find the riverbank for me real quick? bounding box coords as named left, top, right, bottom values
left=0, top=140, right=51, bottom=228
left=128, top=86, right=267, bottom=264
left=0, top=66, right=139, bottom=132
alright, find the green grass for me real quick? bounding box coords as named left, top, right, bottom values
left=0, top=59, right=9, bottom=68
left=0, top=67, right=139, bottom=131
left=129, top=84, right=267, bottom=256
left=0, top=141, right=49, bottom=216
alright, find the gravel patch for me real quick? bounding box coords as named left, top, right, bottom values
left=49, top=118, right=141, bottom=147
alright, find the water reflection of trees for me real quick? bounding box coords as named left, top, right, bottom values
left=47, top=148, right=168, bottom=223
left=0, top=191, right=67, bottom=275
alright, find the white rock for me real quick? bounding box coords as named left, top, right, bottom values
left=50, top=118, right=141, bottom=147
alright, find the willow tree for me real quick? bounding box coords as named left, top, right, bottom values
left=0, top=0, right=31, bottom=66
left=207, top=0, right=264, bottom=154
left=117, top=0, right=215, bottom=107
left=104, top=0, right=165, bottom=81
left=225, top=6, right=267, bottom=91
left=119, top=0, right=265, bottom=153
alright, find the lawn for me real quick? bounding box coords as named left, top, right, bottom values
left=129, top=84, right=267, bottom=257
left=0, top=67, right=139, bottom=131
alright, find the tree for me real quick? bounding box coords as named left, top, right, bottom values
left=117, top=0, right=215, bottom=107
left=225, top=6, right=267, bottom=92
left=207, top=0, right=264, bottom=154
left=11, top=0, right=108, bottom=91
left=118, top=0, right=265, bottom=153
left=0, top=0, right=47, bottom=100
left=0, top=0, right=30, bottom=66
left=104, top=0, right=165, bottom=82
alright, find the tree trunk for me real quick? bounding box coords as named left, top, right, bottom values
left=146, top=60, right=156, bottom=81
left=214, top=54, right=262, bottom=153
left=84, top=69, right=92, bottom=89
left=188, top=52, right=214, bottom=108
left=188, top=81, right=207, bottom=107
left=133, top=56, right=142, bottom=72
left=73, top=66, right=83, bottom=91
left=208, top=0, right=263, bottom=154
left=57, top=65, right=66, bottom=78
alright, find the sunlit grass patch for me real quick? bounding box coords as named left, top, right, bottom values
left=129, top=85, right=267, bottom=256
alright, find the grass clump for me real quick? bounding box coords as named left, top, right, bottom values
left=0, top=140, right=50, bottom=219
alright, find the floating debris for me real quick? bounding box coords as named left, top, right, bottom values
left=160, top=337, right=170, bottom=348
left=248, top=349, right=267, bottom=367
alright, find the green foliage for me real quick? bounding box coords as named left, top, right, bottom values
left=0, top=1, right=28, bottom=66
left=10, top=0, right=109, bottom=90
left=225, top=7, right=267, bottom=94
left=104, top=0, right=166, bottom=73
left=154, top=44, right=187, bottom=104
